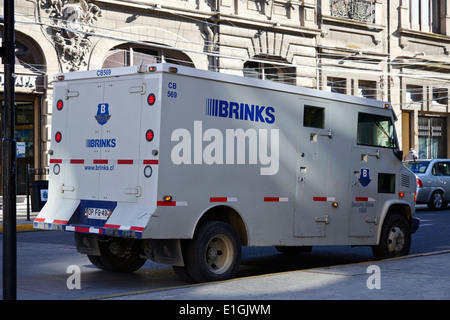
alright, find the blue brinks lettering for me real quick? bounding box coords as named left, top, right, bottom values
left=206, top=98, right=276, bottom=124
left=86, top=138, right=117, bottom=148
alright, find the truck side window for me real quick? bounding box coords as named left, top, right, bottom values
left=303, top=105, right=324, bottom=129
left=357, top=113, right=396, bottom=148
left=378, top=173, right=395, bottom=193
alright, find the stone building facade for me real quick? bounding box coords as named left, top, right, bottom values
left=1, top=0, right=449, bottom=193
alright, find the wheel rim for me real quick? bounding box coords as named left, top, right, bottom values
left=432, top=193, right=443, bottom=209
left=387, top=226, right=405, bottom=256
left=205, top=234, right=234, bottom=275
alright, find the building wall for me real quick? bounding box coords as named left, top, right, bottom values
left=2, top=0, right=450, bottom=192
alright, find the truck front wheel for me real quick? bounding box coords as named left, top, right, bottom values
left=372, top=214, right=411, bottom=260
left=179, top=221, right=242, bottom=283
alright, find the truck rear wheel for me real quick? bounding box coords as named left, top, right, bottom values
left=372, top=214, right=411, bottom=260
left=93, top=237, right=146, bottom=273
left=179, top=221, right=241, bottom=283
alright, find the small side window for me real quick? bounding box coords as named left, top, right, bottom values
left=378, top=173, right=395, bottom=194
left=304, top=105, right=325, bottom=129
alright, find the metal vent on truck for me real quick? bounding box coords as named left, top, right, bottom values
left=401, top=174, right=410, bottom=188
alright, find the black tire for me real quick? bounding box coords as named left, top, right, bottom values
left=96, top=238, right=146, bottom=273
left=428, top=191, right=444, bottom=210
left=87, top=255, right=107, bottom=271
left=98, top=250, right=146, bottom=273
left=372, top=214, right=411, bottom=260
left=180, top=221, right=241, bottom=283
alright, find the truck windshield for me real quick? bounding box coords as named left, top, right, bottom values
left=357, top=113, right=397, bottom=148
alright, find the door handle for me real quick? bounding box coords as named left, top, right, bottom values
left=315, top=215, right=329, bottom=224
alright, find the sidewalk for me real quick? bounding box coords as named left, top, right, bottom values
left=0, top=195, right=38, bottom=232
left=102, top=250, right=450, bottom=300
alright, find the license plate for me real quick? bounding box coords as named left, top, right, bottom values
left=85, top=208, right=110, bottom=220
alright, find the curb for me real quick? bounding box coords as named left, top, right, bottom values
left=0, top=223, right=36, bottom=233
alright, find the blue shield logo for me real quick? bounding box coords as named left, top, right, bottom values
left=359, top=168, right=371, bottom=187
left=95, top=103, right=111, bottom=125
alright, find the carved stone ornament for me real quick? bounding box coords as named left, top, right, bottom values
left=40, top=0, right=102, bottom=71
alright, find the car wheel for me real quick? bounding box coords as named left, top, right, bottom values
left=428, top=191, right=444, bottom=210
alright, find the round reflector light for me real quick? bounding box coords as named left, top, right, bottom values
left=144, top=165, right=153, bottom=178
left=147, top=93, right=156, bottom=106
left=56, top=99, right=64, bottom=111
left=55, top=131, right=62, bottom=143
left=53, top=163, right=61, bottom=175
left=146, top=129, right=154, bottom=142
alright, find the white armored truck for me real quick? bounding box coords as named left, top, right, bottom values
left=35, top=64, right=419, bottom=282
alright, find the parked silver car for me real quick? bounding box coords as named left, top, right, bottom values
left=404, top=159, right=450, bottom=210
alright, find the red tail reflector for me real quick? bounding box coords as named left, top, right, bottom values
left=56, top=99, right=64, bottom=111
left=146, top=129, right=154, bottom=142
left=147, top=93, right=156, bottom=106
left=55, top=131, right=62, bottom=143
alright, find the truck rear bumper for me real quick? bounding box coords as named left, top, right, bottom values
left=34, top=199, right=153, bottom=239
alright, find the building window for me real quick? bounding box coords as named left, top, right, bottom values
left=102, top=44, right=194, bottom=68
left=358, top=80, right=377, bottom=99
left=326, top=77, right=347, bottom=94
left=418, top=116, right=446, bottom=158
left=243, top=56, right=295, bottom=84
left=408, top=0, right=441, bottom=33
left=406, top=85, right=423, bottom=103
left=330, top=0, right=376, bottom=23
left=432, top=87, right=448, bottom=105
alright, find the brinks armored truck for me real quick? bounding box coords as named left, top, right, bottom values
left=35, top=64, right=419, bottom=282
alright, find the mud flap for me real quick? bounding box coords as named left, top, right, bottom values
left=74, top=233, right=101, bottom=256
left=153, top=239, right=184, bottom=267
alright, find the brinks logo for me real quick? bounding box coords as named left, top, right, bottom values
left=95, top=103, right=111, bottom=125
left=206, top=99, right=275, bottom=124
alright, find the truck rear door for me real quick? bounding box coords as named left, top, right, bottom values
left=62, top=77, right=143, bottom=203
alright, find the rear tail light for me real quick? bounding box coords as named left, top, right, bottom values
left=416, top=178, right=423, bottom=188
left=147, top=93, right=156, bottom=106
left=55, top=131, right=62, bottom=143
left=56, top=99, right=64, bottom=111
left=146, top=129, right=154, bottom=142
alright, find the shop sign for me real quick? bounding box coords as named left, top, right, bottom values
left=0, top=73, right=38, bottom=90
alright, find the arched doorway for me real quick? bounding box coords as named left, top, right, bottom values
left=0, top=33, right=46, bottom=194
